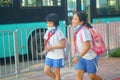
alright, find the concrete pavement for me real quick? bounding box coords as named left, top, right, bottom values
left=0, top=57, right=120, bottom=80
left=15, top=57, right=120, bottom=80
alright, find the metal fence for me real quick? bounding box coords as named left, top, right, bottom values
left=0, top=22, right=120, bottom=80
left=0, top=28, right=47, bottom=79
left=92, top=22, right=120, bottom=52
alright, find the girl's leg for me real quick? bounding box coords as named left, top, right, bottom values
left=87, top=57, right=102, bottom=80
left=95, top=75, right=103, bottom=80
left=88, top=74, right=103, bottom=80
left=76, top=70, right=84, bottom=80
left=54, top=68, right=61, bottom=80
left=44, top=65, right=55, bottom=79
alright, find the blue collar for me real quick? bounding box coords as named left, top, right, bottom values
left=74, top=26, right=83, bottom=32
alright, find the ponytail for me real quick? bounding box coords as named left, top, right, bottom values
left=75, top=11, right=93, bottom=29
left=85, top=22, right=93, bottom=28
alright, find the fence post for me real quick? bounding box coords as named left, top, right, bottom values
left=13, top=29, right=19, bottom=78
left=67, top=25, right=74, bottom=67
left=106, top=22, right=110, bottom=57
left=67, top=25, right=71, bottom=67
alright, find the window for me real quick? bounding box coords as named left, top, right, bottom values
left=67, top=0, right=76, bottom=17
left=67, top=0, right=76, bottom=24
left=21, top=0, right=61, bottom=7
left=0, top=0, right=14, bottom=7
left=96, top=0, right=120, bottom=16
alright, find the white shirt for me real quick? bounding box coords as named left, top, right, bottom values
left=44, top=28, right=65, bottom=59
left=75, top=26, right=97, bottom=60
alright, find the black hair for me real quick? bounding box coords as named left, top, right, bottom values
left=45, top=13, right=59, bottom=27
left=75, top=11, right=93, bottom=28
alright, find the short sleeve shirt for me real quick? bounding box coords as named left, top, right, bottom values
left=76, top=27, right=97, bottom=60
left=44, top=28, right=65, bottom=59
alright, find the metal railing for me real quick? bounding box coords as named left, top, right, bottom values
left=0, top=22, right=120, bottom=79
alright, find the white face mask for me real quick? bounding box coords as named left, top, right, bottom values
left=48, top=27, right=55, bottom=31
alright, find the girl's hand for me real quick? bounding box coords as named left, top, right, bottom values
left=72, top=57, right=78, bottom=64
left=45, top=46, right=53, bottom=52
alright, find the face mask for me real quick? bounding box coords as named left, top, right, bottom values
left=48, top=27, right=55, bottom=31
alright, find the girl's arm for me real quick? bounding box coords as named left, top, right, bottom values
left=79, top=41, right=91, bottom=57
left=52, top=38, right=66, bottom=49
left=45, top=38, right=66, bottom=51
left=72, top=41, right=91, bottom=64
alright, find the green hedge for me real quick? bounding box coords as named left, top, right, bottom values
left=109, top=48, right=120, bottom=57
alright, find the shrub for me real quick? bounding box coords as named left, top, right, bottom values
left=109, top=48, right=120, bottom=57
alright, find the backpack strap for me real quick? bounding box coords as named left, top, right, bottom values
left=89, top=28, right=100, bottom=40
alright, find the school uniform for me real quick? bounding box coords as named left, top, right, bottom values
left=44, top=27, right=65, bottom=68
left=74, top=25, right=98, bottom=74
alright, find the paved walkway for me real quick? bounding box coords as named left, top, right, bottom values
left=1, top=57, right=120, bottom=80
left=16, top=57, right=120, bottom=80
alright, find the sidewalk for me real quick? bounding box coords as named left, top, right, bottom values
left=15, top=57, right=120, bottom=80
left=1, top=57, right=120, bottom=80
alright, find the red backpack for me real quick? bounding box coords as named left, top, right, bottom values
left=89, top=28, right=107, bottom=55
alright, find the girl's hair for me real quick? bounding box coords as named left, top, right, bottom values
left=75, top=11, right=93, bottom=28
left=45, top=13, right=59, bottom=27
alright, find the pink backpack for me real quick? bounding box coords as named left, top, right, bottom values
left=89, top=28, right=107, bottom=55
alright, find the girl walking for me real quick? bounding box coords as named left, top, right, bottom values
left=44, top=13, right=66, bottom=80
left=72, top=12, right=102, bottom=80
